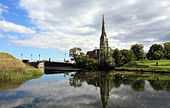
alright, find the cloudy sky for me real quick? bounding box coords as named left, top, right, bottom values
left=0, top=0, right=170, bottom=61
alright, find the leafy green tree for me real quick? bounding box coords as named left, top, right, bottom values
left=69, top=47, right=81, bottom=57
left=131, top=44, right=144, bottom=60
left=112, top=49, right=133, bottom=66
left=74, top=55, right=87, bottom=67
left=73, top=54, right=97, bottom=70
left=112, top=48, right=122, bottom=66
left=163, top=42, right=170, bottom=59
left=147, top=44, right=164, bottom=60
left=153, top=51, right=164, bottom=60
left=120, top=49, right=133, bottom=65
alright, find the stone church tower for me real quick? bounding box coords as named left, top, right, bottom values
left=99, top=15, right=109, bottom=67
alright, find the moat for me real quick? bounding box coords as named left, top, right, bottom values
left=0, top=71, right=170, bottom=108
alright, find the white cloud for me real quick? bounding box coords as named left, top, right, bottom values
left=10, top=0, right=170, bottom=51
left=0, top=79, right=100, bottom=108
left=0, top=20, right=35, bottom=34
left=12, top=31, right=99, bottom=51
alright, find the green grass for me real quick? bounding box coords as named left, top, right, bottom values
left=0, top=52, right=43, bottom=81
left=136, top=60, right=170, bottom=66
left=118, top=60, right=170, bottom=72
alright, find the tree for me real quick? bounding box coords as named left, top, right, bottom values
left=73, top=53, right=98, bottom=70
left=112, top=49, right=133, bottom=66
left=120, top=49, right=133, bottom=65
left=131, top=44, right=144, bottom=60
left=112, top=48, right=122, bottom=66
left=163, top=42, right=170, bottom=59
left=147, top=44, right=164, bottom=60
left=74, top=55, right=87, bottom=67
left=69, top=47, right=82, bottom=57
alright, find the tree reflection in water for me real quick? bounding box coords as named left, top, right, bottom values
left=69, top=71, right=170, bottom=108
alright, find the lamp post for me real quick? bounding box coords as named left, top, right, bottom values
left=38, top=54, right=40, bottom=61
left=30, top=54, right=33, bottom=62
left=64, top=50, right=68, bottom=62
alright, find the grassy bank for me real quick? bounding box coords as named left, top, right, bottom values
left=115, top=60, right=170, bottom=73
left=0, top=52, right=43, bottom=81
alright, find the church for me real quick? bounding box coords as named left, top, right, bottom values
left=99, top=15, right=109, bottom=67
left=86, top=15, right=111, bottom=68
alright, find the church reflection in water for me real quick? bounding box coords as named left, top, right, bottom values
left=69, top=71, right=170, bottom=108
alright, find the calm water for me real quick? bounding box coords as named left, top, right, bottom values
left=0, top=71, right=170, bottom=108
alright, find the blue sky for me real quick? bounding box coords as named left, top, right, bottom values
left=0, top=0, right=170, bottom=61
left=0, top=0, right=66, bottom=61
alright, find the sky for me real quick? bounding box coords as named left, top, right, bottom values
left=0, top=0, right=170, bottom=61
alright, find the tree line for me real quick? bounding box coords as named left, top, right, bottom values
left=69, top=42, right=170, bottom=69
left=112, top=42, right=170, bottom=66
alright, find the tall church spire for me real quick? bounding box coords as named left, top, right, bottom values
left=101, top=15, right=106, bottom=37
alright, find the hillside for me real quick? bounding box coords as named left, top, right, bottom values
left=0, top=52, right=43, bottom=81
left=0, top=52, right=26, bottom=70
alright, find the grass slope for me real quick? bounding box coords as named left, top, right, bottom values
left=0, top=52, right=43, bottom=81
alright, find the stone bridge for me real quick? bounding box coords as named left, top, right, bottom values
left=28, top=61, right=80, bottom=74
